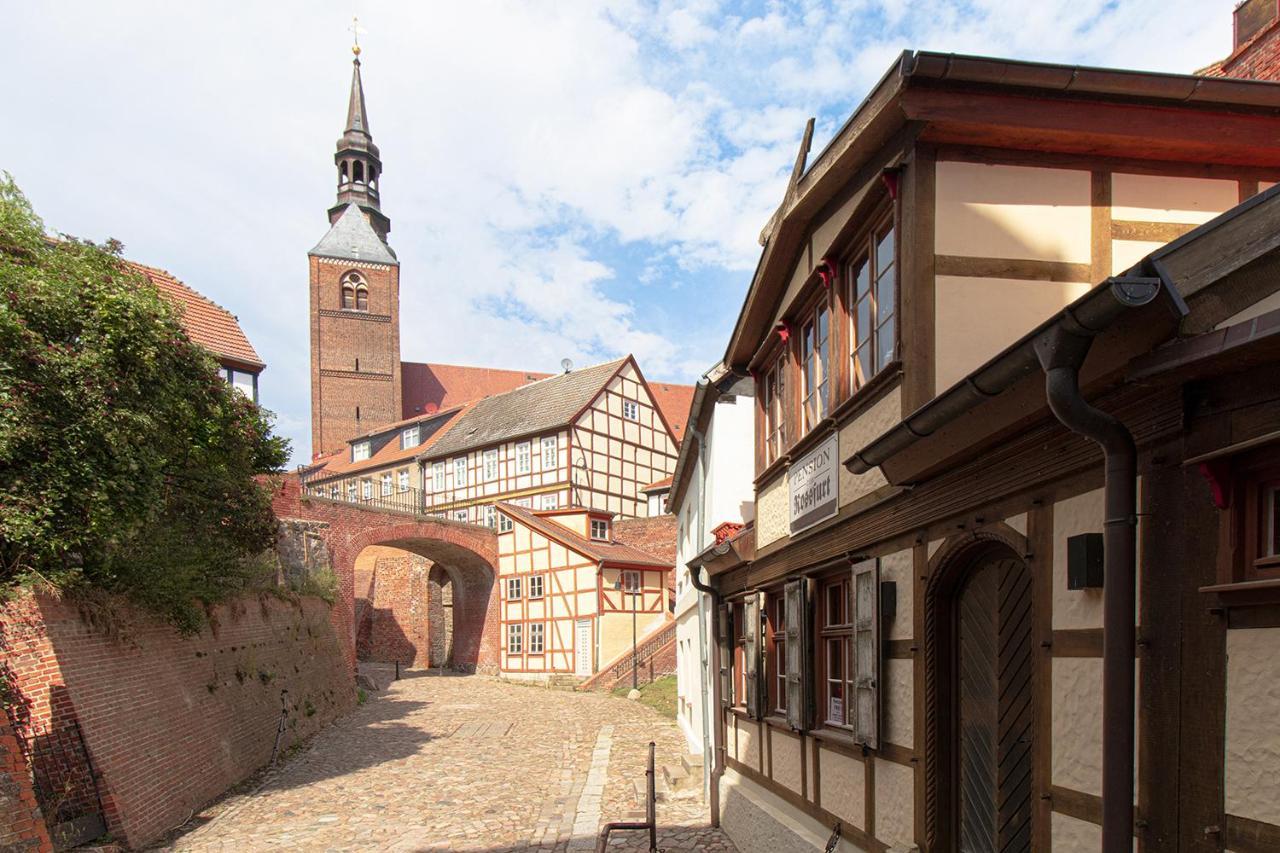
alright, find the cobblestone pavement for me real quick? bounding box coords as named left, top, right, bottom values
left=165, top=668, right=736, bottom=852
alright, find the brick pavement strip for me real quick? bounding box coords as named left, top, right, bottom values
left=164, top=671, right=735, bottom=852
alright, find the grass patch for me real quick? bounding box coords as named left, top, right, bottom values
left=613, top=675, right=678, bottom=719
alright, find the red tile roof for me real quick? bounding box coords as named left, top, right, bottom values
left=647, top=381, right=696, bottom=442
left=308, top=403, right=470, bottom=480
left=497, top=503, right=670, bottom=568
left=642, top=476, right=672, bottom=493
left=400, top=362, right=550, bottom=418
left=126, top=260, right=264, bottom=369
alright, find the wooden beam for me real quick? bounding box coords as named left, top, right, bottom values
left=1091, top=171, right=1113, bottom=283
left=1029, top=504, right=1054, bottom=852
left=1111, top=220, right=1198, bottom=243
left=1224, top=813, right=1280, bottom=853
left=900, top=144, right=937, bottom=412
left=934, top=254, right=1091, bottom=283
left=1050, top=628, right=1105, bottom=657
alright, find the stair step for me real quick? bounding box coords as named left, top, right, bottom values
left=680, top=751, right=704, bottom=775
left=663, top=763, right=691, bottom=789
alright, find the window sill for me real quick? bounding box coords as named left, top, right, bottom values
left=1200, top=577, right=1280, bottom=607
left=831, top=362, right=902, bottom=427
left=809, top=724, right=867, bottom=756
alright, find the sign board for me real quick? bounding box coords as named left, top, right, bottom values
left=789, top=433, right=839, bottom=535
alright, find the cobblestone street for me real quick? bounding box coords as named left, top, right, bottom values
left=165, top=668, right=736, bottom=852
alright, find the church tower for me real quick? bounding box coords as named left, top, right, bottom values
left=308, top=44, right=402, bottom=457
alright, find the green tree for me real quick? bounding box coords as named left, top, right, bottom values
left=0, top=175, right=289, bottom=632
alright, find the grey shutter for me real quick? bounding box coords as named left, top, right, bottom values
left=717, top=603, right=732, bottom=709
left=744, top=592, right=766, bottom=719
left=784, top=578, right=814, bottom=731
left=852, top=558, right=880, bottom=748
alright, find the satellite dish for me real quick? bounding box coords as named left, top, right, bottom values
left=561, top=358, right=573, bottom=373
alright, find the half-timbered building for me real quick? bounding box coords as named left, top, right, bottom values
left=696, top=48, right=1280, bottom=853
left=420, top=356, right=682, bottom=524
left=495, top=503, right=670, bottom=680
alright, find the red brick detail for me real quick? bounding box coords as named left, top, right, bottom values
left=712, top=521, right=745, bottom=545
left=1203, top=16, right=1280, bottom=81
left=0, top=715, right=52, bottom=853
left=271, top=476, right=501, bottom=674
left=0, top=591, right=353, bottom=849
left=612, top=515, right=678, bottom=566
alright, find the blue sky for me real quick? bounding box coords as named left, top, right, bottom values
left=1, top=1, right=1238, bottom=464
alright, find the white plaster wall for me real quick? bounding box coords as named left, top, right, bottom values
left=873, top=758, right=915, bottom=848
left=1111, top=173, right=1237, bottom=225
left=720, top=768, right=875, bottom=853
left=1052, top=812, right=1102, bottom=852
left=756, top=474, right=788, bottom=548
left=1005, top=512, right=1027, bottom=537
left=838, top=387, right=900, bottom=506
left=818, top=747, right=866, bottom=829
left=705, top=395, right=757, bottom=530
left=880, top=549, right=913, bottom=641
left=936, top=276, right=1092, bottom=393
left=1112, top=239, right=1166, bottom=275
left=884, top=659, right=914, bottom=749
left=1052, top=656, right=1140, bottom=801
left=738, top=718, right=761, bottom=772
left=1224, top=627, right=1280, bottom=825
left=935, top=162, right=1092, bottom=262
left=1053, top=488, right=1105, bottom=631
left=770, top=729, right=803, bottom=795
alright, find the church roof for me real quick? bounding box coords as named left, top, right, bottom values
left=422, top=357, right=629, bottom=459
left=309, top=204, right=397, bottom=264
left=400, top=361, right=551, bottom=418
left=126, top=260, right=264, bottom=369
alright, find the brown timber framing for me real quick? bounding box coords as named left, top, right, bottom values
left=1028, top=504, right=1053, bottom=852
left=900, top=143, right=936, bottom=413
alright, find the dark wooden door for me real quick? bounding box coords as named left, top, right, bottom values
left=956, top=556, right=1034, bottom=853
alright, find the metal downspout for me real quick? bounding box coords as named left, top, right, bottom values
left=687, top=425, right=721, bottom=826
left=1033, top=289, right=1150, bottom=852
left=687, top=562, right=723, bottom=827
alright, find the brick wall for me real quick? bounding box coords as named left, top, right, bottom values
left=0, top=591, right=354, bottom=849
left=1203, top=12, right=1280, bottom=81
left=0, top=716, right=52, bottom=853
left=613, top=514, right=678, bottom=565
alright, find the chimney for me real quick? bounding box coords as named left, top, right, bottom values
left=1235, top=0, right=1279, bottom=52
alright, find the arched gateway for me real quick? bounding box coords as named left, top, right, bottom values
left=271, top=478, right=499, bottom=673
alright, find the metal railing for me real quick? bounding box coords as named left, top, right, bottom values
left=297, top=466, right=426, bottom=516
left=605, top=621, right=676, bottom=685
left=596, top=741, right=656, bottom=852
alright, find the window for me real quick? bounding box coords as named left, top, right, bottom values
left=733, top=601, right=747, bottom=707
left=353, top=441, right=371, bottom=462
left=380, top=472, right=392, bottom=496
left=1266, top=482, right=1280, bottom=561
left=507, top=577, right=522, bottom=600
left=498, top=511, right=513, bottom=533
left=453, top=457, right=467, bottom=488
left=224, top=368, right=257, bottom=401
left=484, top=505, right=497, bottom=529
left=801, top=300, right=830, bottom=431
left=541, top=436, right=558, bottom=468
left=770, top=594, right=787, bottom=714
left=454, top=509, right=469, bottom=522
left=848, top=223, right=897, bottom=392
left=622, top=570, right=641, bottom=594
left=341, top=271, right=369, bottom=312
left=347, top=482, right=356, bottom=501
left=330, top=485, right=339, bottom=499
left=623, top=400, right=640, bottom=421
left=763, top=350, right=787, bottom=466
left=528, top=575, right=544, bottom=598
left=402, top=425, right=420, bottom=448
left=1239, top=464, right=1280, bottom=580
left=540, top=493, right=558, bottom=511
left=529, top=622, right=545, bottom=654
left=818, top=575, right=853, bottom=727
left=397, top=468, right=409, bottom=491
left=361, top=479, right=373, bottom=500
left=507, top=623, right=522, bottom=654
left=515, top=442, right=531, bottom=474
left=432, top=461, right=446, bottom=491
left=483, top=449, right=499, bottom=481
left=590, top=519, right=610, bottom=541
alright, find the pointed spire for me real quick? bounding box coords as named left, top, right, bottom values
left=328, top=28, right=390, bottom=241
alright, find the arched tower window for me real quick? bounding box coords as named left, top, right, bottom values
left=341, top=271, right=369, bottom=312
left=340, top=161, right=349, bottom=184
left=369, top=166, right=377, bottom=188
left=353, top=161, right=365, bottom=183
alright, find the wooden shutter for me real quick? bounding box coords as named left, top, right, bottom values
left=784, top=578, right=814, bottom=731
left=852, top=558, right=880, bottom=748
left=744, top=592, right=767, bottom=719
left=717, top=603, right=732, bottom=709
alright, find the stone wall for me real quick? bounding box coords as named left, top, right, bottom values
left=0, top=591, right=354, bottom=849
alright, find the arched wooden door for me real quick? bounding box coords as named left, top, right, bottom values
left=954, top=553, right=1035, bottom=852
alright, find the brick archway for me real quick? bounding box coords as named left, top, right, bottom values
left=271, top=478, right=499, bottom=674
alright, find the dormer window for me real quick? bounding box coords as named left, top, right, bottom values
left=341, top=271, right=369, bottom=312
left=402, top=425, right=420, bottom=448
left=591, top=518, right=610, bottom=541
left=353, top=440, right=371, bottom=462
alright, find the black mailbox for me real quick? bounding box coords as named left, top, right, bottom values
left=1067, top=533, right=1104, bottom=590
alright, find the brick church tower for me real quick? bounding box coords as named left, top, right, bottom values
left=308, top=47, right=402, bottom=457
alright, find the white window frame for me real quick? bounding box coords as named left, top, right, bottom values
left=515, top=441, right=532, bottom=475
left=507, top=623, right=522, bottom=654
left=353, top=440, right=371, bottom=462
left=484, top=505, right=497, bottom=529
left=541, top=436, right=558, bottom=469
left=453, top=509, right=468, bottom=522
left=380, top=472, right=392, bottom=496
left=397, top=468, right=409, bottom=491
left=401, top=425, right=420, bottom=448
left=590, top=519, right=610, bottom=541
left=622, top=569, right=641, bottom=593
left=453, top=456, right=467, bottom=488
left=346, top=482, right=356, bottom=501
left=432, top=461, right=446, bottom=491
left=540, top=493, right=558, bottom=511
left=330, top=485, right=339, bottom=499
left=483, top=449, right=499, bottom=481
left=528, top=575, right=544, bottom=599
left=623, top=400, right=639, bottom=421
left=529, top=622, right=545, bottom=654
left=507, top=577, right=522, bottom=600
left=361, top=479, right=372, bottom=500
left=498, top=512, right=514, bottom=533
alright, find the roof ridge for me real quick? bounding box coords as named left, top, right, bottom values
left=124, top=259, right=240, bottom=319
